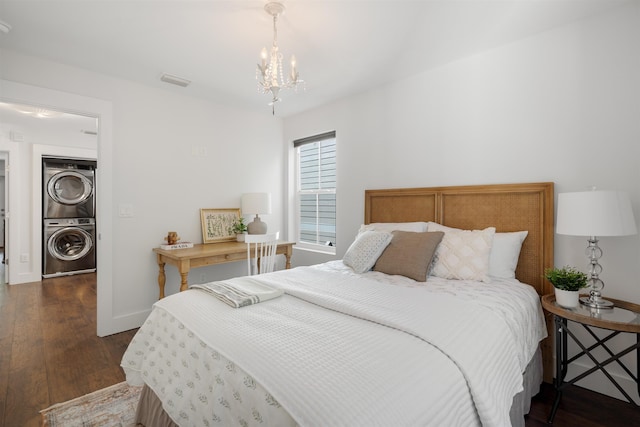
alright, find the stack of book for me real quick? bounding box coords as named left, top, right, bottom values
left=159, top=242, right=194, bottom=250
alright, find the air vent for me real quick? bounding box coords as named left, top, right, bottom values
left=160, top=73, right=191, bottom=87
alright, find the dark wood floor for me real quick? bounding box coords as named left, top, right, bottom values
left=528, top=381, right=639, bottom=426
left=0, top=272, right=137, bottom=427
left=0, top=268, right=638, bottom=426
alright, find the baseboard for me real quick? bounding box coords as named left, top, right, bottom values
left=14, top=272, right=41, bottom=285
left=565, top=360, right=639, bottom=404
left=98, top=309, right=151, bottom=337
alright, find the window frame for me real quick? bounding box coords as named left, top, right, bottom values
left=294, top=131, right=336, bottom=255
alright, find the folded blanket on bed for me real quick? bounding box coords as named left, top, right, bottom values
left=191, top=277, right=284, bottom=308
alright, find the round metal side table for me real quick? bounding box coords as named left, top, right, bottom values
left=541, top=294, right=640, bottom=423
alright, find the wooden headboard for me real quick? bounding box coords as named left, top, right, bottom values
left=365, top=182, right=555, bottom=381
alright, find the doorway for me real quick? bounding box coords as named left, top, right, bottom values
left=0, top=100, right=97, bottom=284
left=0, top=79, right=117, bottom=337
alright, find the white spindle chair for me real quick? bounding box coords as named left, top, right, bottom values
left=245, top=232, right=279, bottom=275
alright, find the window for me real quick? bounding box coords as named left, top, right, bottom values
left=294, top=131, right=336, bottom=253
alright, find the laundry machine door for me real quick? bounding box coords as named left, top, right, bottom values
left=47, top=226, right=93, bottom=262
left=47, top=170, right=93, bottom=206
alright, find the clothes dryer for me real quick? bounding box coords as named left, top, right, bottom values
left=43, top=157, right=96, bottom=219
left=43, top=218, right=96, bottom=278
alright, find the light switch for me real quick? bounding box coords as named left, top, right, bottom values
left=191, top=146, right=208, bottom=157
left=10, top=131, right=24, bottom=142
left=119, top=204, right=134, bottom=218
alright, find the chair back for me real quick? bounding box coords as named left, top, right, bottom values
left=245, top=232, right=279, bottom=275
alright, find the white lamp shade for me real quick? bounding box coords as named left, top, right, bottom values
left=241, top=193, right=272, bottom=215
left=556, top=190, right=637, bottom=236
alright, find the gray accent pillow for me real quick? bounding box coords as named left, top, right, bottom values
left=343, top=230, right=393, bottom=274
left=373, top=231, right=444, bottom=282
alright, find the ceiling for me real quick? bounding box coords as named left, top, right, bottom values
left=0, top=0, right=631, bottom=118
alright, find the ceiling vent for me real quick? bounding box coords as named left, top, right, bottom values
left=160, top=73, right=191, bottom=87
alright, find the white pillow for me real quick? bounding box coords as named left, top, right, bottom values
left=359, top=222, right=428, bottom=234
left=428, top=223, right=496, bottom=282
left=426, top=222, right=455, bottom=232
left=488, top=231, right=528, bottom=279
left=343, top=230, right=393, bottom=274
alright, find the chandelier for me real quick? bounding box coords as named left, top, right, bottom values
left=256, top=1, right=303, bottom=114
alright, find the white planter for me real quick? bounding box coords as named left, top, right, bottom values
left=236, top=233, right=246, bottom=242
left=555, top=288, right=579, bottom=308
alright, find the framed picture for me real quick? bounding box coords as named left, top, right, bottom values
left=200, top=208, right=240, bottom=244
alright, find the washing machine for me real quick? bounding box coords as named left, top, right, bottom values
left=43, top=218, right=96, bottom=278
left=43, top=157, right=96, bottom=219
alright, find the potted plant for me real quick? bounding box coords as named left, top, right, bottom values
left=544, top=266, right=589, bottom=308
left=232, top=217, right=248, bottom=242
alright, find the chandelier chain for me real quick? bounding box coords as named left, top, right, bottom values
left=272, top=13, right=278, bottom=47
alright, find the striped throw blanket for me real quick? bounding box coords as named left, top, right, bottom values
left=191, top=277, right=284, bottom=308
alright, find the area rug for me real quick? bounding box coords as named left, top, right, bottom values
left=41, top=381, right=142, bottom=427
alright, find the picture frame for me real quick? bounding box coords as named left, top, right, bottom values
left=200, top=208, right=241, bottom=244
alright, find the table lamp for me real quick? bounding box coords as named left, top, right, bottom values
left=556, top=189, right=637, bottom=309
left=242, top=192, right=272, bottom=234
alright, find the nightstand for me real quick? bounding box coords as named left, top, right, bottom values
left=541, top=294, right=640, bottom=423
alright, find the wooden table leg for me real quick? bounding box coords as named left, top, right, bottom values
left=179, top=272, right=189, bottom=292
left=156, top=256, right=166, bottom=299
left=284, top=246, right=292, bottom=269
left=179, top=259, right=190, bottom=292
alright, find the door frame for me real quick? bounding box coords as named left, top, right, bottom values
left=1, top=79, right=117, bottom=336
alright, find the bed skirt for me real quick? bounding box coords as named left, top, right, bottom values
left=135, top=384, right=180, bottom=427
left=134, top=347, right=543, bottom=427
left=510, top=346, right=543, bottom=427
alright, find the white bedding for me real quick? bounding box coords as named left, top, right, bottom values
left=122, top=261, right=546, bottom=427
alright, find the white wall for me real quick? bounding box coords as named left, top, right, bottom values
left=284, top=3, right=640, bottom=402
left=1, top=49, right=285, bottom=334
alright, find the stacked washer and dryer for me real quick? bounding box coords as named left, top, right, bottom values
left=42, top=157, right=97, bottom=278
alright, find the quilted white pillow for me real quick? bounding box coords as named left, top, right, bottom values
left=343, top=230, right=393, bottom=274
left=429, top=223, right=496, bottom=282
left=428, top=222, right=527, bottom=279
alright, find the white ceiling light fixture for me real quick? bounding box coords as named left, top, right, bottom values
left=0, top=20, right=11, bottom=34
left=160, top=73, right=191, bottom=87
left=256, top=1, right=304, bottom=115
left=15, top=105, right=63, bottom=118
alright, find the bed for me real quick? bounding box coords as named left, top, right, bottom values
left=122, top=182, right=555, bottom=427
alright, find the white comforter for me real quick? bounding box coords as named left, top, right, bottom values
left=122, top=261, right=546, bottom=427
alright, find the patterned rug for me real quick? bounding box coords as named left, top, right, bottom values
left=41, top=381, right=142, bottom=427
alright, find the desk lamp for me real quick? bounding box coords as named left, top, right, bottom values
left=242, top=193, right=272, bottom=234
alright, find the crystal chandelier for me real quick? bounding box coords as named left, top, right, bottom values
left=256, top=1, right=303, bottom=114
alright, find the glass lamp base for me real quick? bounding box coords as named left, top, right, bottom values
left=579, top=295, right=614, bottom=309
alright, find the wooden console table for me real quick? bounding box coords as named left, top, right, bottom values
left=153, top=241, right=295, bottom=299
